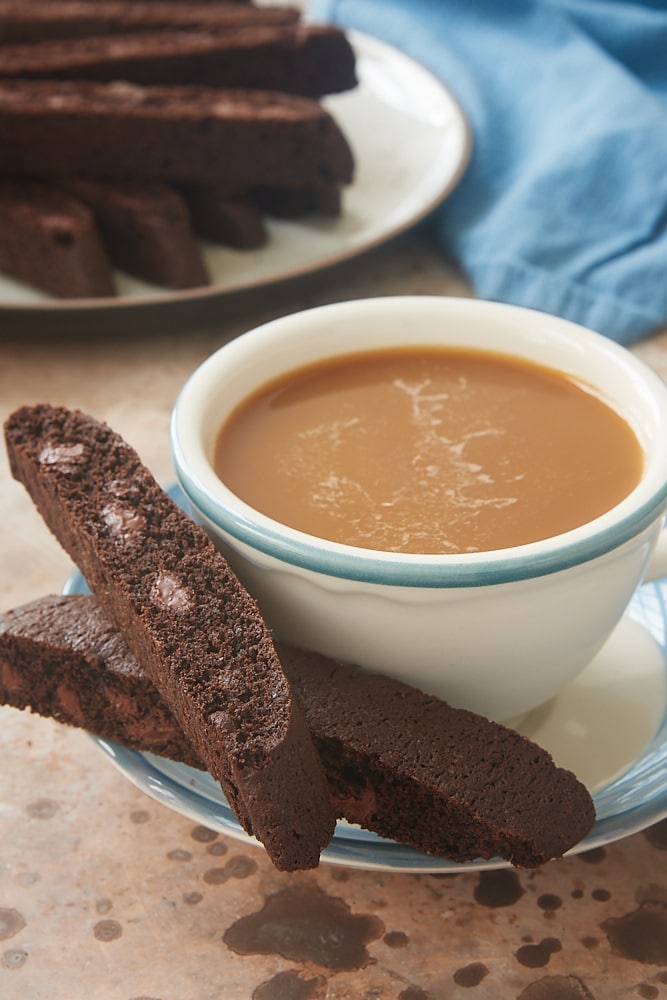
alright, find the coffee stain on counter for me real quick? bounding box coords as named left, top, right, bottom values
left=203, top=854, right=257, bottom=884
left=92, top=918, right=122, bottom=942
left=514, top=937, right=563, bottom=969
left=474, top=870, right=525, bottom=908
left=0, top=908, right=26, bottom=941
left=252, top=968, right=327, bottom=1000
left=223, top=884, right=384, bottom=971
left=602, top=900, right=667, bottom=965
left=453, top=961, right=489, bottom=987
left=516, top=974, right=595, bottom=999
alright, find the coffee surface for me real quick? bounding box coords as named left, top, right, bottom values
left=213, top=347, right=643, bottom=554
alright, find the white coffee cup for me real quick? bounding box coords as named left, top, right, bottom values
left=171, top=297, right=667, bottom=722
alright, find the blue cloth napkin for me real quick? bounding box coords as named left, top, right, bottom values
left=310, top=0, right=667, bottom=344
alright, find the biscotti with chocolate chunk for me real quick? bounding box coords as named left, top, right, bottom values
left=56, top=177, right=209, bottom=288
left=0, top=178, right=115, bottom=298
left=0, top=25, right=357, bottom=98
left=4, top=404, right=336, bottom=873
left=0, top=592, right=597, bottom=868
left=0, top=594, right=201, bottom=768
left=280, top=646, right=596, bottom=868
left=0, top=79, right=355, bottom=187
left=0, top=1, right=298, bottom=45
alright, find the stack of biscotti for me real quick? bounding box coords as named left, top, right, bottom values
left=0, top=2, right=357, bottom=297
left=4, top=403, right=337, bottom=873
left=2, top=404, right=597, bottom=870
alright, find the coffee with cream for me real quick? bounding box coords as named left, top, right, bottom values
left=214, top=347, right=643, bottom=554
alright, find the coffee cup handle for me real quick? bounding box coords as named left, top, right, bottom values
left=645, top=518, right=667, bottom=583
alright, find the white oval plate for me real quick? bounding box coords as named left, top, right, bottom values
left=0, top=31, right=471, bottom=314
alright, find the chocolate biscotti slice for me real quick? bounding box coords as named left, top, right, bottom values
left=4, top=405, right=336, bottom=873
left=0, top=594, right=201, bottom=769
left=0, top=79, right=355, bottom=187
left=0, top=2, right=299, bottom=45
left=0, top=25, right=358, bottom=99
left=0, top=592, right=596, bottom=868
left=280, top=646, right=596, bottom=868
left=182, top=186, right=268, bottom=248
left=253, top=181, right=342, bottom=218
left=0, top=178, right=115, bottom=298
left=56, top=177, right=209, bottom=288
left=181, top=179, right=342, bottom=248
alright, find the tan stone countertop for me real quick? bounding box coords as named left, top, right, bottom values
left=1, top=230, right=667, bottom=1000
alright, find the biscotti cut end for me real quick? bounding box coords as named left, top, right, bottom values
left=4, top=403, right=336, bottom=872
left=55, top=177, right=210, bottom=288
left=0, top=595, right=201, bottom=768
left=0, top=178, right=115, bottom=298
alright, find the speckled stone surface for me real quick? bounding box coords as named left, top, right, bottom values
left=2, top=228, right=667, bottom=1000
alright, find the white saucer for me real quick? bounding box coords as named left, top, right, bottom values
left=516, top=599, right=666, bottom=795
left=68, top=563, right=667, bottom=872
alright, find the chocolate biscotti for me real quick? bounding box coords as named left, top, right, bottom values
left=56, top=177, right=209, bottom=288
left=0, top=2, right=299, bottom=45
left=0, top=178, right=115, bottom=298
left=0, top=592, right=596, bottom=868
left=4, top=405, right=336, bottom=873
left=182, top=185, right=267, bottom=248
left=0, top=79, right=355, bottom=187
left=281, top=646, right=596, bottom=868
left=0, top=25, right=358, bottom=99
left=0, top=594, right=202, bottom=768
left=253, top=181, right=342, bottom=218
left=181, top=179, right=343, bottom=248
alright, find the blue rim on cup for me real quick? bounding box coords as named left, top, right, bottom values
left=171, top=297, right=667, bottom=589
